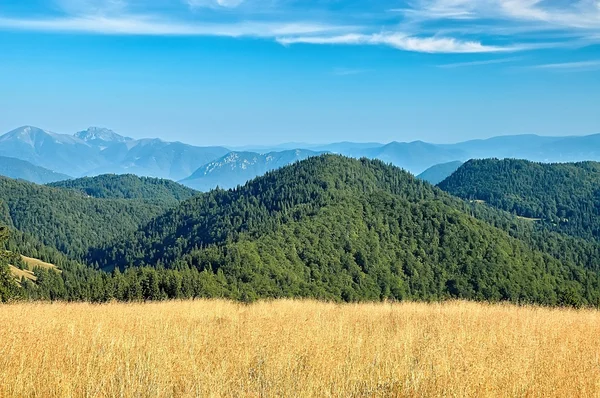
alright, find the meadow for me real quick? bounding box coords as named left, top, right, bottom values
left=1, top=300, right=599, bottom=397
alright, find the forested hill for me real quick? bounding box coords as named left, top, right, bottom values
left=90, top=155, right=600, bottom=305
left=0, top=176, right=172, bottom=259
left=438, top=159, right=600, bottom=240
left=49, top=174, right=198, bottom=203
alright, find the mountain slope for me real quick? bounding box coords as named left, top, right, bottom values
left=0, top=126, right=102, bottom=176
left=91, top=155, right=600, bottom=305
left=49, top=174, right=198, bottom=204
left=88, top=139, right=230, bottom=180
left=438, top=159, right=600, bottom=240
left=0, top=176, right=173, bottom=259
left=180, top=149, right=324, bottom=191
left=0, top=126, right=230, bottom=180
left=418, top=161, right=463, bottom=185
left=0, top=156, right=71, bottom=184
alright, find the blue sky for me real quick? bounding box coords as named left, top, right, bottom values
left=0, top=0, right=599, bottom=146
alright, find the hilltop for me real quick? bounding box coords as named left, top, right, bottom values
left=0, top=176, right=173, bottom=259
left=438, top=159, right=600, bottom=240
left=49, top=174, right=198, bottom=204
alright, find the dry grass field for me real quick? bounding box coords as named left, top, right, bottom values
left=1, top=300, right=600, bottom=397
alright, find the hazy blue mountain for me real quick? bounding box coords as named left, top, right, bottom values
left=0, top=156, right=71, bottom=184
left=417, top=161, right=463, bottom=185
left=4, top=125, right=600, bottom=184
left=0, top=126, right=229, bottom=180
left=0, top=126, right=104, bottom=175
left=356, top=141, right=466, bottom=174
left=443, top=135, right=565, bottom=161
left=536, top=134, right=600, bottom=162
left=74, top=127, right=133, bottom=147
left=87, top=139, right=230, bottom=180
left=181, top=149, right=324, bottom=191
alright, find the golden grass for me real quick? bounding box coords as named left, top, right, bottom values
left=8, top=265, right=36, bottom=282
left=1, top=300, right=600, bottom=397
left=20, top=255, right=58, bottom=270
left=9, top=256, right=59, bottom=284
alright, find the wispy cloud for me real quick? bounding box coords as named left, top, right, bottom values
left=437, top=57, right=523, bottom=68
left=397, top=0, right=600, bottom=31
left=0, top=0, right=598, bottom=54
left=0, top=15, right=346, bottom=37
left=278, top=33, right=516, bottom=53
left=532, top=60, right=600, bottom=71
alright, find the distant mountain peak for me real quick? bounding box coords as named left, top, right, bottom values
left=74, top=127, right=132, bottom=144
left=0, top=126, right=82, bottom=146
left=3, top=125, right=50, bottom=140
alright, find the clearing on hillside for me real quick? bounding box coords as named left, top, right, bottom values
left=20, top=256, right=58, bottom=271
left=8, top=256, right=60, bottom=284
left=8, top=265, right=37, bottom=283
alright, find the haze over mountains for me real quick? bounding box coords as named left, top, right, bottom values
left=1, top=125, right=600, bottom=192
left=0, top=126, right=229, bottom=181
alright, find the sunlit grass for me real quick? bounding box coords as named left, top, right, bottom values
left=1, top=300, right=599, bottom=397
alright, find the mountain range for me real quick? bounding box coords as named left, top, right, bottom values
left=3, top=154, right=600, bottom=306
left=0, top=126, right=229, bottom=181
left=1, top=125, right=600, bottom=191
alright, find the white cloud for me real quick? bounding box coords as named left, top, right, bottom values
left=437, top=57, right=523, bottom=68
left=1, top=0, right=596, bottom=54
left=400, top=0, right=600, bottom=30
left=533, top=60, right=600, bottom=71
left=0, top=15, right=345, bottom=37
left=278, top=33, right=516, bottom=53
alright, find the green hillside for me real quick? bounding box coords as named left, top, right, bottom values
left=0, top=176, right=173, bottom=259
left=49, top=174, right=198, bottom=204
left=88, top=155, right=600, bottom=305
left=438, top=159, right=600, bottom=240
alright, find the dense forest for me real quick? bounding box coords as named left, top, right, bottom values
left=2, top=155, right=600, bottom=306
left=86, top=156, right=600, bottom=305
left=49, top=174, right=198, bottom=203
left=439, top=159, right=600, bottom=240
left=0, top=176, right=183, bottom=259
